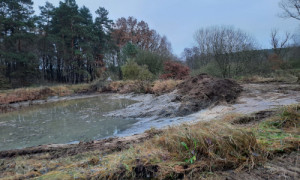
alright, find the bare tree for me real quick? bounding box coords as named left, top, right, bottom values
left=270, top=29, right=292, bottom=58
left=279, top=0, right=300, bottom=20
left=194, top=26, right=256, bottom=78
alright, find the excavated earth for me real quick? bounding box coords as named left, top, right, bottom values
left=107, top=74, right=243, bottom=118
left=175, top=74, right=242, bottom=116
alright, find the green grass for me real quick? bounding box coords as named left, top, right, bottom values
left=254, top=105, right=300, bottom=152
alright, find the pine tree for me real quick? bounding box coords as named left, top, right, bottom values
left=37, top=1, right=56, bottom=81
left=0, top=0, right=39, bottom=87
left=93, top=7, right=114, bottom=80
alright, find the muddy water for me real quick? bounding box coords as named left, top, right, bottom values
left=0, top=95, right=137, bottom=151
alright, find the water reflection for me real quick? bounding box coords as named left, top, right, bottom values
left=0, top=95, right=137, bottom=151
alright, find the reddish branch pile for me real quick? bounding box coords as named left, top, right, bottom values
left=160, top=61, right=190, bottom=80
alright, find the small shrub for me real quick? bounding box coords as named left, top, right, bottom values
left=121, top=60, right=154, bottom=81
left=160, top=61, right=190, bottom=80
left=135, top=50, right=165, bottom=75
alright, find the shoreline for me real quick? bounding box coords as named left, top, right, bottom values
left=1, top=82, right=300, bottom=154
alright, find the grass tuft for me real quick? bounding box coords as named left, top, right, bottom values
left=93, top=121, right=265, bottom=179
left=254, top=105, right=300, bottom=153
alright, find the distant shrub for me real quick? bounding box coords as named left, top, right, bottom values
left=135, top=50, right=166, bottom=75
left=192, top=61, right=223, bottom=78
left=160, top=61, right=190, bottom=80
left=288, top=58, right=300, bottom=69
left=268, top=54, right=285, bottom=70
left=121, top=60, right=154, bottom=81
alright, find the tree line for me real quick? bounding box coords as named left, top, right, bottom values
left=183, top=0, right=300, bottom=78
left=1, top=0, right=299, bottom=89
left=0, top=0, right=172, bottom=88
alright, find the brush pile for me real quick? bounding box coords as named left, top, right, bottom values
left=176, top=74, right=243, bottom=116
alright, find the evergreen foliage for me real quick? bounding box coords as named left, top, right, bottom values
left=0, top=0, right=172, bottom=88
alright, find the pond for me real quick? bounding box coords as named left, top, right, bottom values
left=0, top=95, right=137, bottom=151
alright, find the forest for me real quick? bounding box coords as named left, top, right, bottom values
left=0, top=0, right=300, bottom=89
left=0, top=0, right=173, bottom=88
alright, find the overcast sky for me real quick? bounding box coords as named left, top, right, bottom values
left=33, top=0, right=300, bottom=56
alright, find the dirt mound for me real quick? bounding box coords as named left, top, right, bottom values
left=176, top=74, right=243, bottom=116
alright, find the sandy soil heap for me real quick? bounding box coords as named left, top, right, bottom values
left=175, top=74, right=243, bottom=116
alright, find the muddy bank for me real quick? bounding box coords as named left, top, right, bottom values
left=0, top=130, right=162, bottom=159
left=0, top=87, right=54, bottom=105
left=0, top=84, right=93, bottom=113
left=107, top=82, right=300, bottom=122
left=107, top=91, right=180, bottom=118
left=1, top=74, right=241, bottom=116
left=107, top=74, right=242, bottom=118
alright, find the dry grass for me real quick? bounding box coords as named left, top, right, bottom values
left=240, top=76, right=277, bottom=83
left=92, top=121, right=265, bottom=179
left=0, top=84, right=91, bottom=105
left=240, top=70, right=299, bottom=84
left=91, top=105, right=299, bottom=179
left=0, top=151, right=101, bottom=180
left=107, top=79, right=181, bottom=95
left=151, top=79, right=182, bottom=95
left=0, top=80, right=182, bottom=106
left=107, top=80, right=152, bottom=94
